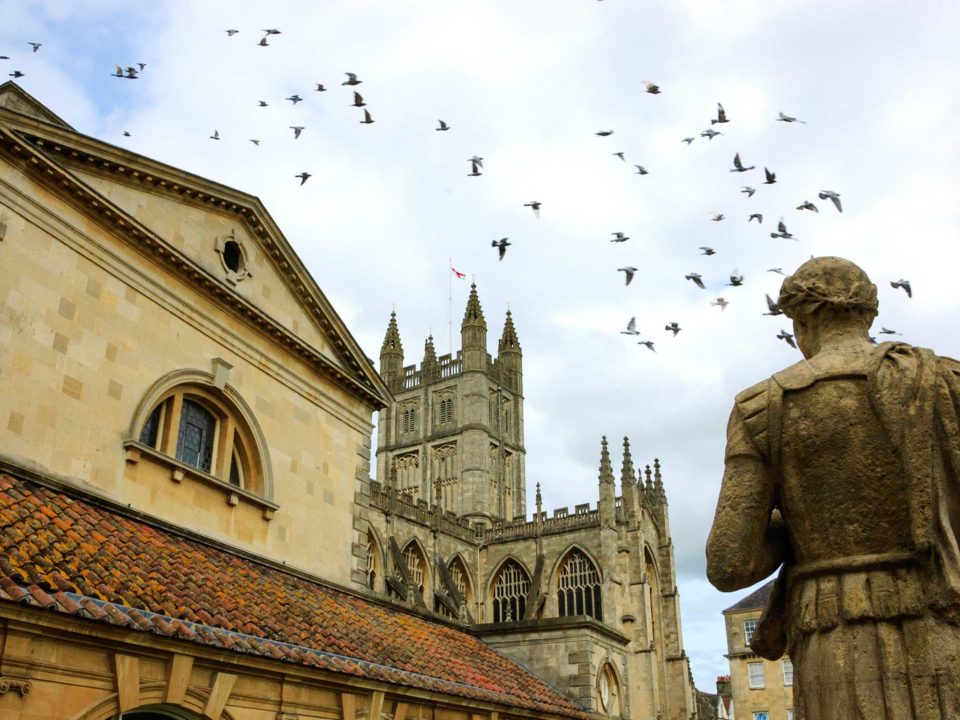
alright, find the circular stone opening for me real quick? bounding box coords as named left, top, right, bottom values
left=222, top=240, right=243, bottom=273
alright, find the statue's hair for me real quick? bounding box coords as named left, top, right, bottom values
left=778, top=257, right=879, bottom=321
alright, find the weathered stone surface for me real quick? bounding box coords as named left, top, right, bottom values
left=707, top=256, right=960, bottom=719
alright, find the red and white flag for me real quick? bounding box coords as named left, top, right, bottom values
left=451, top=265, right=466, bottom=280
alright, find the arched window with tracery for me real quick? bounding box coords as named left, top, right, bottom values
left=366, top=531, right=381, bottom=592
left=449, top=555, right=472, bottom=607
left=491, top=559, right=529, bottom=623
left=556, top=549, right=602, bottom=621
left=403, top=542, right=427, bottom=599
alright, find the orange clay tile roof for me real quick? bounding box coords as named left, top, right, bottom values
left=0, top=474, right=591, bottom=719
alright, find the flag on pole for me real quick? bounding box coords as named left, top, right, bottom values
left=451, top=265, right=466, bottom=280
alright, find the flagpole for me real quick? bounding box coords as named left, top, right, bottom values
left=448, top=258, right=453, bottom=357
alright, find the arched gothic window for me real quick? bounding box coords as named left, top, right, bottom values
left=491, top=559, right=529, bottom=623
left=366, top=531, right=381, bottom=592
left=403, top=542, right=426, bottom=598
left=557, top=549, right=603, bottom=620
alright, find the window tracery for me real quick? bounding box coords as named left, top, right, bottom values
left=557, top=549, right=602, bottom=620
left=491, top=559, right=529, bottom=623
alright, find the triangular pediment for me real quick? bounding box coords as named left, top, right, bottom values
left=0, top=81, right=73, bottom=130
left=0, top=91, right=388, bottom=408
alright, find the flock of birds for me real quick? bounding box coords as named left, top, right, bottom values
left=2, top=31, right=916, bottom=356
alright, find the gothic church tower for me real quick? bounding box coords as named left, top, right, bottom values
left=376, top=285, right=525, bottom=526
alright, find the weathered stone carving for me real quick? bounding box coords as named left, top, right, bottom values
left=707, top=256, right=960, bottom=719
left=0, top=676, right=31, bottom=696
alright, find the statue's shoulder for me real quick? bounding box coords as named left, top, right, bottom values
left=771, top=357, right=820, bottom=391
left=938, top=353, right=960, bottom=378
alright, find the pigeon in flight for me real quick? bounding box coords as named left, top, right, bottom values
left=295, top=172, right=311, bottom=185
left=112, top=65, right=124, bottom=77
left=637, top=340, right=656, bottom=352
left=797, top=200, right=819, bottom=213
left=595, top=130, right=614, bottom=137
left=436, top=120, right=450, bottom=131
left=711, top=103, right=729, bottom=125
left=351, top=92, right=366, bottom=107
left=611, top=232, right=630, bottom=242
left=210, top=129, right=220, bottom=140
left=468, top=159, right=482, bottom=176
left=124, top=66, right=139, bottom=79
left=621, top=317, right=640, bottom=336
left=360, top=109, right=375, bottom=124
left=879, top=327, right=901, bottom=335
left=492, top=238, right=511, bottom=260
left=749, top=213, right=763, bottom=223
left=342, top=72, right=362, bottom=86
left=771, top=218, right=796, bottom=240
left=682, top=137, right=695, bottom=145
left=634, top=165, right=648, bottom=175
left=764, top=294, right=783, bottom=315
left=767, top=267, right=785, bottom=275
left=469, top=155, right=484, bottom=169
left=524, top=201, right=542, bottom=218
left=741, top=186, right=756, bottom=197
left=290, top=126, right=304, bottom=139
left=763, top=167, right=777, bottom=184
left=263, top=29, right=282, bottom=35
left=315, top=83, right=327, bottom=92
left=890, top=279, right=912, bottom=298
left=712, top=297, right=729, bottom=311
left=619, top=267, right=638, bottom=286
left=287, top=94, right=303, bottom=104
left=777, top=112, right=806, bottom=124
left=730, top=153, right=755, bottom=172
left=8, top=71, right=24, bottom=78
left=700, top=128, right=722, bottom=140
left=258, top=37, right=269, bottom=47
left=644, top=82, right=661, bottom=94
left=664, top=322, right=681, bottom=337
left=258, top=100, right=268, bottom=107
left=777, top=330, right=797, bottom=348
left=29, top=42, right=41, bottom=53
left=613, top=152, right=625, bottom=161
left=685, top=273, right=706, bottom=289
left=699, top=247, right=716, bottom=256
left=122, top=131, right=131, bottom=137
left=710, top=213, right=725, bottom=222
left=728, top=270, right=744, bottom=287
left=249, top=139, right=260, bottom=146
left=225, top=29, right=239, bottom=36
left=818, top=190, right=842, bottom=212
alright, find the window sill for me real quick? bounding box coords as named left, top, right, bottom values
left=124, top=440, right=277, bottom=520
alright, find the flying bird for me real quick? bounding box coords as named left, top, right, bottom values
left=767, top=267, right=785, bottom=275
left=595, top=130, right=614, bottom=137
left=711, top=103, right=729, bottom=125
left=685, top=273, right=705, bottom=289
left=209, top=129, right=220, bottom=140
left=112, top=65, right=124, bottom=77
left=360, top=109, right=374, bottom=124
left=287, top=94, right=303, bottom=104
left=771, top=218, right=796, bottom=240
left=665, top=322, right=681, bottom=337
left=315, top=83, right=327, bottom=92
left=8, top=71, right=24, bottom=78
left=777, top=112, right=806, bottom=124
left=818, top=190, right=843, bottom=212
left=262, top=29, right=282, bottom=35
left=124, top=66, right=139, bottom=79
left=351, top=91, right=365, bottom=107
left=637, top=340, right=656, bottom=352
left=730, top=153, right=755, bottom=172
left=618, top=267, right=638, bottom=286
left=342, top=72, right=362, bottom=86
left=699, top=247, right=716, bottom=256
left=741, top=186, right=756, bottom=197
left=468, top=155, right=484, bottom=169
left=728, top=271, right=744, bottom=287
left=712, top=297, right=729, bottom=311
left=290, top=126, right=304, bottom=139
left=295, top=172, right=311, bottom=185
left=890, top=279, right=912, bottom=298
left=763, top=167, right=777, bottom=184
left=258, top=37, right=269, bottom=47
left=257, top=100, right=268, bottom=107
left=621, top=317, right=640, bottom=336
left=777, top=330, right=797, bottom=348
left=710, top=213, right=725, bottom=222
left=122, top=131, right=131, bottom=137
left=612, top=152, right=625, bottom=161
left=28, top=42, right=41, bottom=53
left=797, top=200, right=819, bottom=213
left=644, top=82, right=661, bottom=94
left=634, top=165, right=648, bottom=175
left=749, top=213, right=763, bottom=223
left=249, top=139, right=260, bottom=146
left=225, top=29, right=239, bottom=36
left=764, top=294, right=782, bottom=315
left=700, top=128, right=722, bottom=140
left=611, top=232, right=630, bottom=242
left=524, top=201, right=542, bottom=218
left=879, top=327, right=901, bottom=335
left=468, top=159, right=482, bottom=176
left=682, top=137, right=695, bottom=145
left=436, top=120, right=450, bottom=131
left=492, top=238, right=511, bottom=261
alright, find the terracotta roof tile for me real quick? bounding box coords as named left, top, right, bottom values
left=0, top=475, right=590, bottom=719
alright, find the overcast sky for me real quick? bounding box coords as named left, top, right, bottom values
left=5, top=0, right=960, bottom=691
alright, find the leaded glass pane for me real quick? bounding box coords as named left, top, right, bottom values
left=176, top=399, right=215, bottom=472
left=139, top=405, right=162, bottom=447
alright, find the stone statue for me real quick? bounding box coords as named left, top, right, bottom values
left=707, top=256, right=960, bottom=719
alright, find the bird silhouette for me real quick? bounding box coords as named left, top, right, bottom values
left=122, top=131, right=131, bottom=137
left=258, top=37, right=269, bottom=47
left=619, top=267, right=638, bottom=286
left=712, top=297, right=729, bottom=311
left=764, top=294, right=783, bottom=315
left=249, top=139, right=260, bottom=146
left=699, top=247, right=716, bottom=255
left=711, top=103, right=729, bottom=125
left=701, top=128, right=722, bottom=140
left=777, top=330, right=797, bottom=348
left=767, top=268, right=785, bottom=275
left=682, top=137, right=695, bottom=145
left=749, top=213, right=763, bottom=223
left=290, top=126, right=304, bottom=139
left=777, top=112, right=806, bottom=124
left=257, top=100, right=268, bottom=107
left=644, top=82, right=661, bottom=94
left=225, top=29, right=239, bottom=36
left=351, top=91, right=365, bottom=107
left=879, top=327, right=901, bottom=335
left=764, top=167, right=777, bottom=184
left=741, top=186, right=756, bottom=197
left=468, top=159, right=482, bottom=176
left=890, top=279, right=912, bottom=298
left=770, top=218, right=796, bottom=240
left=342, top=72, right=362, bottom=86
left=295, top=172, right=311, bottom=185
left=638, top=340, right=656, bottom=352
left=797, top=200, right=819, bottom=213
left=436, top=120, right=450, bottom=131
left=360, top=109, right=375, bottom=124
left=710, top=213, right=725, bottom=222
left=611, top=232, right=630, bottom=242
left=287, top=94, right=303, bottom=104
left=612, top=152, right=625, bottom=161
left=28, top=42, right=41, bottom=53
left=634, top=165, right=648, bottom=175
left=262, top=29, right=282, bottom=35
left=315, top=83, right=327, bottom=92
left=595, top=130, right=614, bottom=137
left=210, top=129, right=220, bottom=140
left=492, top=238, right=511, bottom=260
left=621, top=317, right=640, bottom=336
left=818, top=190, right=842, bottom=212
left=685, top=273, right=706, bottom=289
left=728, top=271, right=744, bottom=287
left=524, top=201, right=542, bottom=218
left=8, top=71, right=24, bottom=78
left=730, top=153, right=755, bottom=172
left=665, top=322, right=681, bottom=337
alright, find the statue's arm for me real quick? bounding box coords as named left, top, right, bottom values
left=706, top=405, right=787, bottom=592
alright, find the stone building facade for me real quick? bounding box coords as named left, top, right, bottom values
left=722, top=582, right=794, bottom=720
left=361, top=290, right=700, bottom=720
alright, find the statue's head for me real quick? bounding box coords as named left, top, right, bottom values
left=778, top=257, right=878, bottom=356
